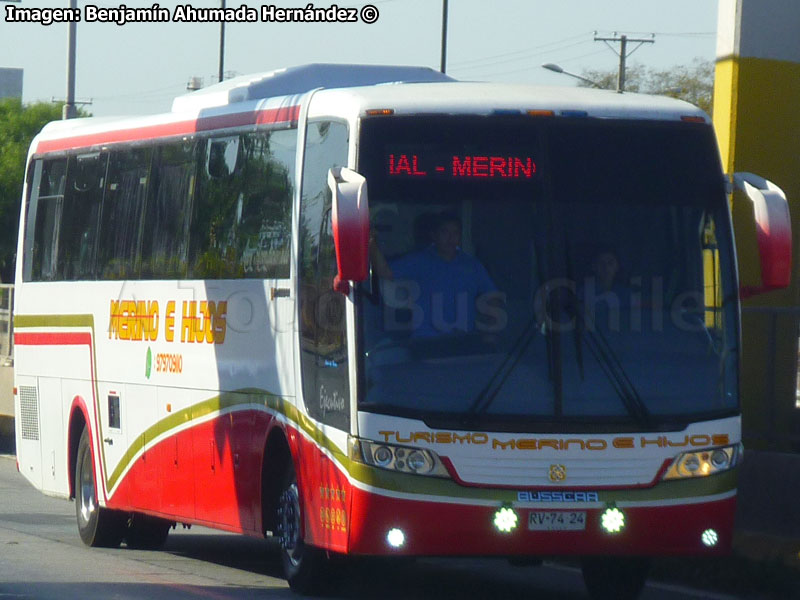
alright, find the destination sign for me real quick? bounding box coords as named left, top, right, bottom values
left=386, top=148, right=538, bottom=180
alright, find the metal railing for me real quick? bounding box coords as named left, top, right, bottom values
left=0, top=284, right=12, bottom=364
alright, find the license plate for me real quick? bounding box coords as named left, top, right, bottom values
left=528, top=511, right=586, bottom=531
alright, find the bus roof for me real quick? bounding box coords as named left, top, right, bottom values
left=31, top=64, right=708, bottom=154
left=170, top=63, right=455, bottom=112
left=308, top=81, right=708, bottom=123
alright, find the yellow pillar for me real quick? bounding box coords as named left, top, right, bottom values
left=713, top=0, right=800, bottom=450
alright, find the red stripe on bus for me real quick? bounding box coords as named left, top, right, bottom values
left=15, top=332, right=92, bottom=346
left=35, top=105, right=301, bottom=154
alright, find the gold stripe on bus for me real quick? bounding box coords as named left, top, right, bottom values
left=15, top=314, right=95, bottom=329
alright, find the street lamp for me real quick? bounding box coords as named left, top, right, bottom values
left=541, top=63, right=603, bottom=89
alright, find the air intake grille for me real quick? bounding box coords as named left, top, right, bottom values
left=18, top=385, right=39, bottom=441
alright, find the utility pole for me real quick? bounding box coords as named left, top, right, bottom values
left=218, top=0, right=226, bottom=82
left=593, top=32, right=654, bottom=93
left=440, top=0, right=448, bottom=74
left=64, top=0, right=78, bottom=119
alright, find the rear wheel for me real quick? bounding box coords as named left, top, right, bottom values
left=276, top=464, right=329, bottom=594
left=581, top=556, right=650, bottom=600
left=124, top=513, right=172, bottom=550
left=75, top=427, right=126, bottom=547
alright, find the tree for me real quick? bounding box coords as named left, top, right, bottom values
left=0, top=99, right=65, bottom=282
left=580, top=58, right=714, bottom=115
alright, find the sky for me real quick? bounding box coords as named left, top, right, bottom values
left=0, top=0, right=720, bottom=117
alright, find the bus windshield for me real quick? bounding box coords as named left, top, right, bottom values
left=357, top=115, right=738, bottom=431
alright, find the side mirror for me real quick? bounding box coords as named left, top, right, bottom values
left=733, top=173, right=792, bottom=298
left=328, top=167, right=370, bottom=294
left=206, top=137, right=239, bottom=178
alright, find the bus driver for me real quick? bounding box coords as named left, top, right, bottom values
left=369, top=212, right=499, bottom=338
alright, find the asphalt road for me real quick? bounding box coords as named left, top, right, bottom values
left=0, top=455, right=739, bottom=600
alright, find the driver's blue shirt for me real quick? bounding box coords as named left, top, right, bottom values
left=389, top=246, right=496, bottom=338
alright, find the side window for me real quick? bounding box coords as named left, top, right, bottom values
left=23, top=158, right=67, bottom=281
left=26, top=158, right=67, bottom=281
left=59, top=152, right=107, bottom=280
left=298, top=121, right=350, bottom=429
left=190, top=128, right=296, bottom=279
left=140, top=141, right=196, bottom=279
left=97, top=147, right=151, bottom=279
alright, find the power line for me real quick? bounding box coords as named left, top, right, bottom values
left=625, top=30, right=714, bottom=37
left=450, top=32, right=594, bottom=68
left=451, top=40, right=594, bottom=75
left=476, top=49, right=608, bottom=79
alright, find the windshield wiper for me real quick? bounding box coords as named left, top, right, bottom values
left=466, top=240, right=561, bottom=421
left=573, top=304, right=652, bottom=428
left=561, top=234, right=649, bottom=428
left=465, top=313, right=542, bottom=418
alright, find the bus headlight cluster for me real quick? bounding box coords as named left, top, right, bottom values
left=663, top=443, right=742, bottom=480
left=350, top=438, right=450, bottom=477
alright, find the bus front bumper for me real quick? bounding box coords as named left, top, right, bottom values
left=345, top=486, right=736, bottom=557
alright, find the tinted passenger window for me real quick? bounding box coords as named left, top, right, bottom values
left=140, top=142, right=197, bottom=279
left=97, top=147, right=151, bottom=279
left=190, top=129, right=296, bottom=279
left=59, top=152, right=107, bottom=280
left=27, top=159, right=67, bottom=281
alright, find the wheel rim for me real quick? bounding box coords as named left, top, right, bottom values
left=78, top=446, right=97, bottom=526
left=278, top=482, right=302, bottom=566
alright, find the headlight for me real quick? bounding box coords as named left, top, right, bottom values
left=663, top=443, right=742, bottom=480
left=349, top=438, right=450, bottom=478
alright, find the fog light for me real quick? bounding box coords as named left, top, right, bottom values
left=493, top=506, right=518, bottom=533
left=701, top=528, right=718, bottom=547
left=387, top=528, right=405, bottom=548
left=600, top=506, right=625, bottom=534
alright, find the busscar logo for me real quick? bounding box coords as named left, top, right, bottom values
left=517, top=490, right=599, bottom=503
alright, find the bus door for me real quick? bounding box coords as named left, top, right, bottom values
left=296, top=120, right=352, bottom=551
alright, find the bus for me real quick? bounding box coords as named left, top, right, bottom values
left=13, top=64, right=791, bottom=599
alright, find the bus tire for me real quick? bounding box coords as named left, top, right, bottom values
left=277, top=464, right=329, bottom=594
left=75, top=427, right=126, bottom=548
left=581, top=556, right=650, bottom=600
left=124, top=513, right=172, bottom=550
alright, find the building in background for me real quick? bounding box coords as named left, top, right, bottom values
left=0, top=68, right=22, bottom=99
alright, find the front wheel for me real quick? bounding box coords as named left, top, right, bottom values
left=581, top=556, right=650, bottom=600
left=75, top=427, right=126, bottom=547
left=276, top=465, right=329, bottom=594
